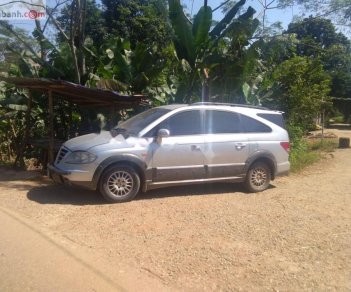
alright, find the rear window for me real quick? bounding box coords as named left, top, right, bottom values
left=240, top=114, right=272, bottom=133
left=257, top=113, right=286, bottom=129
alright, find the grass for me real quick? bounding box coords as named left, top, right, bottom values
left=290, top=137, right=338, bottom=173
left=308, top=138, right=338, bottom=152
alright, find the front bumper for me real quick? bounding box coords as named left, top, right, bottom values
left=47, top=163, right=71, bottom=184
left=47, top=164, right=95, bottom=190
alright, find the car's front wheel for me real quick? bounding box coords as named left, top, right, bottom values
left=245, top=162, right=271, bottom=192
left=99, top=165, right=140, bottom=203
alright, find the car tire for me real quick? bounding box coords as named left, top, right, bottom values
left=99, top=165, right=140, bottom=203
left=245, top=162, right=271, bottom=193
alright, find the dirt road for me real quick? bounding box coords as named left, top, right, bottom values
left=0, top=207, right=121, bottom=292
left=0, top=129, right=350, bottom=291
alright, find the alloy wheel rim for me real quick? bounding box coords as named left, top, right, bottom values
left=250, top=168, right=267, bottom=187
left=107, top=171, right=133, bottom=197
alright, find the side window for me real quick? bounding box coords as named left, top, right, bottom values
left=205, top=110, right=241, bottom=134
left=152, top=110, right=203, bottom=136
left=240, top=114, right=272, bottom=133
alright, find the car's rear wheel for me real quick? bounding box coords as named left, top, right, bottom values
left=245, top=162, right=271, bottom=192
left=99, top=165, right=140, bottom=203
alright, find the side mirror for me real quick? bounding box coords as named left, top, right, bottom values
left=157, top=128, right=170, bottom=138
left=110, top=129, right=118, bottom=137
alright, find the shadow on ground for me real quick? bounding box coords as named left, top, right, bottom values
left=139, top=183, right=245, bottom=201
left=27, top=184, right=266, bottom=205
left=27, top=181, right=275, bottom=205
left=27, top=184, right=106, bottom=205
left=139, top=183, right=276, bottom=201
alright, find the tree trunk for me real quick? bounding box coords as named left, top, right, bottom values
left=202, top=81, right=209, bottom=102
left=202, top=68, right=210, bottom=102
left=48, top=90, right=55, bottom=165
left=69, top=0, right=81, bottom=84
left=77, top=0, right=87, bottom=79
left=35, top=19, right=47, bottom=61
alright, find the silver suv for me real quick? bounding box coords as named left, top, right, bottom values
left=48, top=103, right=290, bottom=202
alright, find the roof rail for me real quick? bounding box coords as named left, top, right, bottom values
left=191, top=102, right=267, bottom=110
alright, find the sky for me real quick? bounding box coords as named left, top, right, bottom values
left=181, top=0, right=297, bottom=30
left=6, top=0, right=299, bottom=33
left=182, top=1, right=351, bottom=37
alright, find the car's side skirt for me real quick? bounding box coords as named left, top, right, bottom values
left=144, top=175, right=245, bottom=192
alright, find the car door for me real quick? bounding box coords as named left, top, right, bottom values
left=203, top=110, right=249, bottom=178
left=148, top=110, right=206, bottom=182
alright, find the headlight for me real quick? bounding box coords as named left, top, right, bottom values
left=65, top=151, right=97, bottom=164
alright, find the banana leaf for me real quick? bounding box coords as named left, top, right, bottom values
left=168, top=0, right=196, bottom=66
left=210, top=0, right=246, bottom=39
left=192, top=6, right=212, bottom=48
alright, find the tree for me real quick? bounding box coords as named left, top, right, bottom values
left=46, top=0, right=89, bottom=84
left=55, top=0, right=107, bottom=82
left=87, top=37, right=174, bottom=106
left=261, top=56, right=331, bottom=133
left=277, top=0, right=351, bottom=32
left=0, top=1, right=99, bottom=166
left=258, top=34, right=298, bottom=66
left=0, top=24, right=37, bottom=73
left=286, top=17, right=350, bottom=56
left=285, top=17, right=351, bottom=121
left=168, top=0, right=259, bottom=102
left=0, top=20, right=63, bottom=77
left=101, top=0, right=171, bottom=49
left=56, top=0, right=105, bottom=47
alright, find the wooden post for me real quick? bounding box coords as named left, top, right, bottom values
left=68, top=102, right=73, bottom=138
left=14, top=89, right=33, bottom=168
left=48, top=89, right=54, bottom=164
left=24, top=90, right=33, bottom=148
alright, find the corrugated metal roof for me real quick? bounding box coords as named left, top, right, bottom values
left=0, top=77, right=148, bottom=108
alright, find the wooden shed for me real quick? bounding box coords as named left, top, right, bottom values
left=0, top=77, right=148, bottom=165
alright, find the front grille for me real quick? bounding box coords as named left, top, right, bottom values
left=56, top=146, right=70, bottom=164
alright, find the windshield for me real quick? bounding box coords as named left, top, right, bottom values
left=116, top=108, right=171, bottom=136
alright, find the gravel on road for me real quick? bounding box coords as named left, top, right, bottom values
left=0, top=129, right=350, bottom=291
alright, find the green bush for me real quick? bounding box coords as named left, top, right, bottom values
left=329, top=115, right=344, bottom=124
left=308, top=138, right=338, bottom=152
left=289, top=137, right=338, bottom=173
left=290, top=140, right=318, bottom=172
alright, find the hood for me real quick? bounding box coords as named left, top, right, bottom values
left=64, top=131, right=126, bottom=151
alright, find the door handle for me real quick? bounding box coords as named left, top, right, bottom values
left=191, top=145, right=201, bottom=151
left=235, top=143, right=247, bottom=150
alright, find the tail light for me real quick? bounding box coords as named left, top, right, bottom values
left=280, top=141, right=290, bottom=153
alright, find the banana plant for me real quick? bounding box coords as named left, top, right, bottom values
left=88, top=37, right=175, bottom=104
left=168, top=0, right=259, bottom=102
